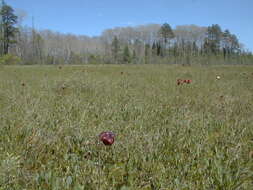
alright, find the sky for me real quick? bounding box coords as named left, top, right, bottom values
left=7, top=0, right=253, bottom=52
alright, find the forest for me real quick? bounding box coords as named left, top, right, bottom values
left=0, top=1, right=253, bottom=65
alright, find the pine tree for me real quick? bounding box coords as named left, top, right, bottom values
left=158, top=23, right=174, bottom=44
left=204, top=24, right=222, bottom=55
left=111, top=36, right=119, bottom=64
left=0, top=0, right=18, bottom=55
left=156, top=42, right=162, bottom=56
left=122, top=45, right=131, bottom=64
left=158, top=23, right=175, bottom=56
left=144, top=44, right=150, bottom=64
left=151, top=42, right=156, bottom=56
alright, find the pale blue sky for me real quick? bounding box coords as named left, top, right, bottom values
left=7, top=0, right=253, bottom=52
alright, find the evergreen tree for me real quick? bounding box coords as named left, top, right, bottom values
left=221, top=30, right=231, bottom=59
left=230, top=34, right=240, bottom=54
left=158, top=23, right=174, bottom=44
left=151, top=42, right=156, bottom=56
left=158, top=23, right=174, bottom=56
left=204, top=24, right=222, bottom=54
left=0, top=0, right=18, bottom=55
left=156, top=42, right=162, bottom=56
left=111, top=36, right=119, bottom=64
left=144, top=44, right=150, bottom=64
left=122, top=45, right=131, bottom=64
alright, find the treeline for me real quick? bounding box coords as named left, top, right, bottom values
left=0, top=1, right=252, bottom=65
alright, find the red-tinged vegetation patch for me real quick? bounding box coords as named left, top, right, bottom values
left=177, top=79, right=192, bottom=85
left=177, top=79, right=182, bottom=85
left=185, top=79, right=192, bottom=84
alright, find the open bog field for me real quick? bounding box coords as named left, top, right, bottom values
left=0, top=65, right=252, bottom=189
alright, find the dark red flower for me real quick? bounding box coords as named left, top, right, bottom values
left=186, top=79, right=192, bottom=84
left=99, top=131, right=115, bottom=146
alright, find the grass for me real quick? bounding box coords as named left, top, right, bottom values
left=0, top=64, right=252, bottom=190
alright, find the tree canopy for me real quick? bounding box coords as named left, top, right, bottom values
left=0, top=0, right=18, bottom=55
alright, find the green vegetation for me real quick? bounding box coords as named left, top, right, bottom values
left=0, top=1, right=252, bottom=189
left=0, top=54, right=21, bottom=65
left=0, top=65, right=252, bottom=189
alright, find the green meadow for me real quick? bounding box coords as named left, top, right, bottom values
left=0, top=65, right=252, bottom=189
